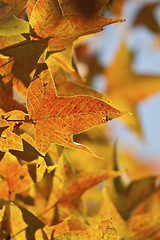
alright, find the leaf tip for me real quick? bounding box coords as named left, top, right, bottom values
left=121, top=18, right=126, bottom=23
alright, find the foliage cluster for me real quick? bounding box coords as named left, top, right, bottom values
left=0, top=0, right=160, bottom=239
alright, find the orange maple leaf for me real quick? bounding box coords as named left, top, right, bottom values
left=29, top=0, right=125, bottom=51
left=27, top=67, right=124, bottom=155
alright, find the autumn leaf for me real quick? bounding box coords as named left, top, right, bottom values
left=15, top=151, right=122, bottom=225
left=104, top=144, right=160, bottom=220
left=0, top=113, right=25, bottom=152
left=53, top=219, right=118, bottom=240
left=29, top=0, right=125, bottom=51
left=100, top=188, right=125, bottom=232
left=0, top=38, right=49, bottom=85
left=47, top=63, right=111, bottom=103
left=35, top=217, right=87, bottom=239
left=0, top=152, right=33, bottom=200
left=0, top=128, right=23, bottom=152
left=46, top=45, right=82, bottom=82
left=123, top=211, right=160, bottom=240
left=133, top=2, right=159, bottom=33
left=0, top=203, right=45, bottom=240
left=0, top=74, right=27, bottom=112
left=104, top=43, right=160, bottom=135
left=111, top=0, right=125, bottom=17
left=100, top=188, right=160, bottom=240
left=27, top=67, right=124, bottom=155
left=57, top=0, right=110, bottom=17
left=53, top=151, right=123, bottom=204
left=0, top=0, right=28, bottom=23
left=0, top=16, right=29, bottom=36
left=1, top=1, right=159, bottom=239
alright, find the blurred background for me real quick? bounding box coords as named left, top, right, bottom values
left=73, top=0, right=160, bottom=176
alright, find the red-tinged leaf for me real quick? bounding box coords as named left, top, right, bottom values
left=58, top=0, right=110, bottom=16
left=46, top=61, right=111, bottom=103
left=54, top=220, right=118, bottom=240
left=55, top=154, right=123, bottom=204
left=0, top=0, right=28, bottom=23
left=0, top=152, right=33, bottom=200
left=133, top=188, right=160, bottom=217
left=29, top=0, right=125, bottom=51
left=123, top=212, right=160, bottom=240
left=27, top=68, right=124, bottom=155
left=26, top=0, right=36, bottom=20
left=42, top=152, right=121, bottom=223
left=29, top=0, right=62, bottom=37
left=48, top=14, right=125, bottom=52
left=16, top=152, right=122, bottom=225
left=35, top=217, right=87, bottom=239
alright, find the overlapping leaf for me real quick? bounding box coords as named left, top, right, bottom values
left=15, top=151, right=122, bottom=225
left=105, top=144, right=160, bottom=220
left=29, top=0, right=125, bottom=51
left=0, top=0, right=28, bottom=23
left=57, top=0, right=110, bottom=16
left=53, top=219, right=118, bottom=240
left=100, top=188, right=160, bottom=240
left=0, top=16, right=29, bottom=36
left=46, top=63, right=111, bottom=103
left=0, top=203, right=45, bottom=240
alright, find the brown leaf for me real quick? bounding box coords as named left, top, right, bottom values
left=0, top=0, right=28, bottom=23
left=58, top=0, right=110, bottom=17
left=133, top=3, right=159, bottom=33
